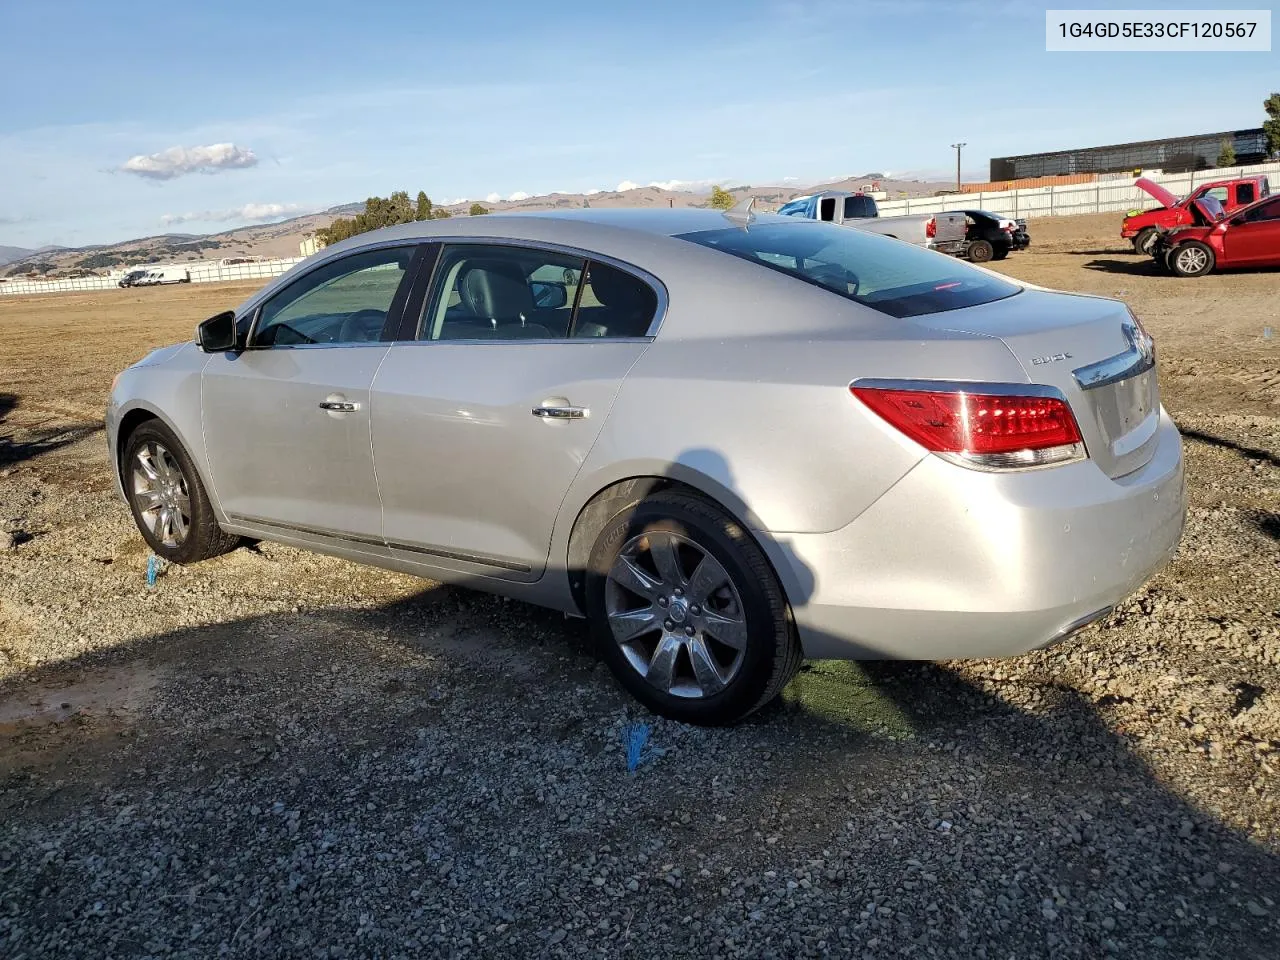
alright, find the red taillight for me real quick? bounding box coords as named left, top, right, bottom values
left=851, top=386, right=1085, bottom=469
left=925, top=217, right=937, bottom=238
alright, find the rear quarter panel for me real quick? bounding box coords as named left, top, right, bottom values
left=560, top=274, right=1031, bottom=538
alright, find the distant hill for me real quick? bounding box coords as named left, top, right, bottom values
left=1, top=179, right=950, bottom=278
left=0, top=245, right=36, bottom=267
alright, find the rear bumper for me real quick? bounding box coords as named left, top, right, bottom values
left=766, top=409, right=1185, bottom=660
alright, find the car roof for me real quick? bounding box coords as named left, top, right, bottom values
left=344, top=207, right=798, bottom=244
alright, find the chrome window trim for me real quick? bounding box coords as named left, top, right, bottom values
left=414, top=237, right=668, bottom=341
left=1071, top=323, right=1155, bottom=391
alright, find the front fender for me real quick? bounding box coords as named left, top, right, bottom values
left=107, top=345, right=217, bottom=516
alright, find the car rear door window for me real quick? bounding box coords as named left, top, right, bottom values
left=419, top=245, right=658, bottom=341
left=253, top=246, right=415, bottom=347
left=573, top=262, right=659, bottom=338
left=420, top=245, right=585, bottom=341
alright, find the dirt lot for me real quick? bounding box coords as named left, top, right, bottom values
left=1, top=213, right=1278, bottom=958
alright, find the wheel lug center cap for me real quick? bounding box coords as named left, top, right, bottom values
left=668, top=597, right=689, bottom=625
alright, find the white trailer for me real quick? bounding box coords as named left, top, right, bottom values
left=146, top=265, right=191, bottom=285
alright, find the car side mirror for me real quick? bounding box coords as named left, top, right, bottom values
left=197, top=310, right=238, bottom=352
left=530, top=280, right=569, bottom=310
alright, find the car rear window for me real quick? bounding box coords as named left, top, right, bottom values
left=677, top=221, right=1020, bottom=319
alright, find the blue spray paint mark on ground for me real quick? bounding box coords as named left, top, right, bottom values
left=624, top=722, right=667, bottom=773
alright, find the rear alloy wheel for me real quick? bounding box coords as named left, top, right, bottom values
left=967, top=239, right=994, bottom=263
left=1133, top=228, right=1158, bottom=255
left=123, top=420, right=240, bottom=564
left=586, top=491, right=801, bottom=725
left=1169, top=241, right=1215, bottom=278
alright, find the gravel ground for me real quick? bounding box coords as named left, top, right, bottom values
left=1, top=216, right=1278, bottom=958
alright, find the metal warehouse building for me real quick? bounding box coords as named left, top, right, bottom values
left=991, top=128, right=1269, bottom=180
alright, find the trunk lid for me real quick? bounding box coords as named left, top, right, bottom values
left=1136, top=177, right=1180, bottom=209
left=912, top=289, right=1160, bottom=478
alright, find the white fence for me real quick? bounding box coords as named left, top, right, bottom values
left=877, top=160, right=1280, bottom=220
left=0, top=256, right=306, bottom=297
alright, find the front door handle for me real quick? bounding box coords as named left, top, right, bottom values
left=532, top=405, right=588, bottom=420
left=319, top=400, right=360, bottom=412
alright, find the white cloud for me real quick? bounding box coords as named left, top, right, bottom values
left=584, top=188, right=601, bottom=196
left=160, top=202, right=307, bottom=226
left=615, top=180, right=640, bottom=192
left=506, top=191, right=530, bottom=202
left=122, top=143, right=258, bottom=180
left=485, top=192, right=502, bottom=204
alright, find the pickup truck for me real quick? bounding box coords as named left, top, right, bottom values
left=1122, top=176, right=1270, bottom=254
left=776, top=191, right=968, bottom=254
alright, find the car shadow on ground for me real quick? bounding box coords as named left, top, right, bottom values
left=1181, top=426, right=1280, bottom=469
left=2, top=580, right=1278, bottom=957
left=1082, top=258, right=1162, bottom=276
left=0, top=392, right=104, bottom=470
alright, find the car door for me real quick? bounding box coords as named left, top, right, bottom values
left=202, top=244, right=421, bottom=544
left=1223, top=197, right=1280, bottom=266
left=370, top=242, right=662, bottom=580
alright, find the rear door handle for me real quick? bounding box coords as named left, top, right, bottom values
left=319, top=401, right=360, bottom=412
left=532, top=405, right=588, bottom=420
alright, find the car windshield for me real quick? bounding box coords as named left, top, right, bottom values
left=677, top=220, right=1020, bottom=319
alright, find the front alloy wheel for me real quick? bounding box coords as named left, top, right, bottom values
left=1170, top=241, right=1214, bottom=278
left=132, top=441, right=191, bottom=548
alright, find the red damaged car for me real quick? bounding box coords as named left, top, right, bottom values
left=1152, top=192, right=1280, bottom=277
left=1122, top=176, right=1271, bottom=254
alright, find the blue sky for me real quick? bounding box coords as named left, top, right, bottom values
left=0, top=0, right=1275, bottom=248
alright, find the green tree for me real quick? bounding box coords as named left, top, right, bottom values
left=1217, top=137, right=1237, bottom=167
left=469, top=203, right=490, bottom=216
left=1264, top=92, right=1280, bottom=158
left=708, top=185, right=737, bottom=210
left=317, top=189, right=435, bottom=245
left=433, top=208, right=452, bottom=219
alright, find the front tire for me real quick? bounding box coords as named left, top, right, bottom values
left=122, top=420, right=240, bottom=564
left=1168, top=241, right=1214, bottom=278
left=585, top=491, right=801, bottom=725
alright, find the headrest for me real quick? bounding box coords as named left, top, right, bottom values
left=457, top=260, right=533, bottom=321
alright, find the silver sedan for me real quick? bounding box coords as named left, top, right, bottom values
left=107, top=209, right=1186, bottom=725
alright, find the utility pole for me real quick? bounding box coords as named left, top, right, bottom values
left=950, top=142, right=966, bottom=192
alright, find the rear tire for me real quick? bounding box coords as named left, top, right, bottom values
left=122, top=420, right=240, bottom=564
left=585, top=491, right=801, bottom=726
left=1168, top=241, right=1214, bottom=278
left=967, top=239, right=994, bottom=263
left=991, top=247, right=1009, bottom=261
left=1133, top=228, right=1158, bottom=255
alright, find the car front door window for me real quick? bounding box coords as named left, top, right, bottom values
left=254, top=247, right=416, bottom=347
